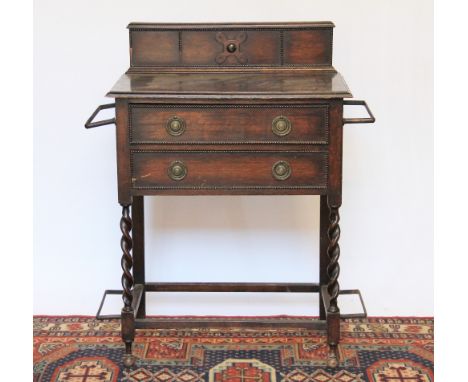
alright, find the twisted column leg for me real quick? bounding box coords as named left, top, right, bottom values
left=327, top=206, right=341, bottom=313
left=121, top=205, right=134, bottom=310
left=326, top=204, right=341, bottom=367
left=120, top=205, right=136, bottom=367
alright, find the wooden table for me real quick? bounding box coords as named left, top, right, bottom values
left=86, top=22, right=375, bottom=367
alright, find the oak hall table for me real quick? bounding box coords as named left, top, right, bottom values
left=85, top=22, right=375, bottom=367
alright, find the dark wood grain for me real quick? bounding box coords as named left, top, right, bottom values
left=131, top=31, right=179, bottom=66
left=145, top=282, right=320, bottom=293
left=131, top=150, right=328, bottom=190
left=180, top=31, right=281, bottom=66
left=283, top=29, right=332, bottom=65
left=135, top=317, right=327, bottom=330
left=327, top=100, right=343, bottom=206
left=115, top=99, right=132, bottom=205
left=129, top=22, right=334, bottom=69
left=130, top=104, right=328, bottom=144
left=107, top=71, right=352, bottom=99
left=128, top=21, right=335, bottom=29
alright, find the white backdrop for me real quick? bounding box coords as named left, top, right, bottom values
left=34, top=0, right=433, bottom=316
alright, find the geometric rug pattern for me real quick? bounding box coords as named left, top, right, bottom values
left=33, top=316, right=433, bottom=381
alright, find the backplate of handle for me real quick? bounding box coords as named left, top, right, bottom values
left=342, top=100, right=375, bottom=125
left=85, top=103, right=116, bottom=128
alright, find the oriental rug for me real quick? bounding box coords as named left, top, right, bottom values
left=33, top=316, right=433, bottom=382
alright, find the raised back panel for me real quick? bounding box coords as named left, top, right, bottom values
left=128, top=22, right=334, bottom=70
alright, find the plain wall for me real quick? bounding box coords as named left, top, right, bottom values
left=34, top=0, right=433, bottom=316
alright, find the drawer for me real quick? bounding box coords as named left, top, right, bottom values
left=131, top=150, right=328, bottom=190
left=129, top=105, right=328, bottom=144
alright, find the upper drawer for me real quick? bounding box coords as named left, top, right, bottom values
left=129, top=104, right=329, bottom=145
left=128, top=22, right=333, bottom=69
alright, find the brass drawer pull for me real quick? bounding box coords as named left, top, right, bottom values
left=166, top=116, right=186, bottom=136
left=272, top=116, right=291, bottom=136
left=272, top=160, right=291, bottom=180
left=168, top=161, right=187, bottom=181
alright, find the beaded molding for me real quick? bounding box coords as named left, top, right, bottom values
left=131, top=185, right=327, bottom=190
left=280, top=30, right=284, bottom=66
left=129, top=27, right=334, bottom=32
left=131, top=140, right=328, bottom=145
left=131, top=149, right=329, bottom=153
left=127, top=63, right=333, bottom=70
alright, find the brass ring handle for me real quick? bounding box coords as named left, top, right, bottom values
left=272, top=116, right=291, bottom=136
left=168, top=161, right=187, bottom=181
left=166, top=116, right=186, bottom=136
left=272, top=160, right=291, bottom=181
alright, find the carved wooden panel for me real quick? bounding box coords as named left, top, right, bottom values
left=129, top=23, right=334, bottom=68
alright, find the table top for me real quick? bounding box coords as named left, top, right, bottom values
left=107, top=70, right=352, bottom=100
left=127, top=21, right=336, bottom=29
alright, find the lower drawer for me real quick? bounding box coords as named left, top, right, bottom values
left=131, top=150, right=328, bottom=191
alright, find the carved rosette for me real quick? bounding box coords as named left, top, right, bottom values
left=327, top=206, right=341, bottom=313
left=215, top=31, right=248, bottom=64
left=120, top=205, right=134, bottom=311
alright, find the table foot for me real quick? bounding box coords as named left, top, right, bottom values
left=122, top=353, right=136, bottom=368
left=327, top=345, right=339, bottom=367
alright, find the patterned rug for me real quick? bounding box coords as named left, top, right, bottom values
left=33, top=316, right=433, bottom=382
